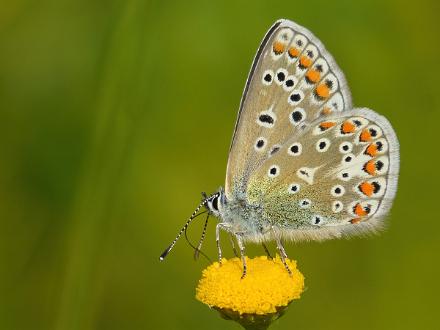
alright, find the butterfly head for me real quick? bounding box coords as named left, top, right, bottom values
left=159, top=191, right=223, bottom=261
left=205, top=188, right=225, bottom=218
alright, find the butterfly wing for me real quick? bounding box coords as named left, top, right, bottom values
left=225, top=19, right=352, bottom=199
left=246, top=108, right=399, bottom=241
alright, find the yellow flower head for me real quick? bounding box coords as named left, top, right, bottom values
left=196, top=255, right=304, bottom=315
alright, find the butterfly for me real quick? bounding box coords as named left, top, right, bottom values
left=160, top=19, right=400, bottom=278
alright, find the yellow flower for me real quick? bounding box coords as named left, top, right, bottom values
left=196, top=255, right=305, bottom=329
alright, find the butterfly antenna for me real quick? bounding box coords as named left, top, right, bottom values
left=159, top=193, right=219, bottom=261
left=193, top=213, right=210, bottom=260
left=182, top=212, right=212, bottom=263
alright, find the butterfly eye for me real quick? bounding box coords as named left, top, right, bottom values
left=288, top=142, right=302, bottom=156
left=299, top=199, right=311, bottom=209
left=267, top=165, right=280, bottom=178
left=332, top=201, right=344, bottom=213
left=262, top=70, right=274, bottom=86
left=339, top=142, right=353, bottom=154
left=288, top=183, right=301, bottom=194
left=316, top=138, right=330, bottom=152
left=289, top=108, right=306, bottom=126
left=331, top=185, right=345, bottom=197
left=211, top=196, right=219, bottom=211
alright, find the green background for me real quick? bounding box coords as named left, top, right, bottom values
left=1, top=0, right=439, bottom=329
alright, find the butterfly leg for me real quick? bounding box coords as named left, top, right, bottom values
left=235, top=233, right=247, bottom=279
left=273, top=232, right=292, bottom=276
left=261, top=242, right=273, bottom=259
left=229, top=234, right=239, bottom=258
left=216, top=223, right=231, bottom=265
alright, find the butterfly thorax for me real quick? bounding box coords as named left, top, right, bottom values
left=206, top=188, right=272, bottom=242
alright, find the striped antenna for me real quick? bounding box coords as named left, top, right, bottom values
left=159, top=193, right=219, bottom=261
left=194, top=213, right=210, bottom=260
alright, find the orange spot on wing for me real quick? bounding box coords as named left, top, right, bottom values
left=319, top=121, right=336, bottom=130
left=299, top=56, right=312, bottom=68
left=359, top=182, right=374, bottom=196
left=349, top=218, right=363, bottom=224
left=365, top=143, right=378, bottom=157
left=364, top=160, right=376, bottom=175
left=322, top=107, right=332, bottom=115
left=315, top=84, right=330, bottom=99
left=360, top=129, right=372, bottom=142
left=341, top=121, right=356, bottom=134
left=354, top=203, right=368, bottom=217
left=288, top=47, right=299, bottom=58
left=306, top=69, right=320, bottom=83
left=273, top=41, right=285, bottom=55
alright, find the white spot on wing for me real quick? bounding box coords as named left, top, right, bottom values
left=288, top=90, right=304, bottom=106
left=330, top=184, right=345, bottom=197
left=332, top=201, right=343, bottom=213
left=286, top=34, right=307, bottom=63
left=318, top=92, right=344, bottom=112
left=275, top=68, right=288, bottom=85
left=261, top=70, right=274, bottom=86
left=296, top=166, right=320, bottom=185
left=289, top=107, right=306, bottom=126
left=256, top=105, right=276, bottom=128
left=267, top=165, right=280, bottom=178
left=299, top=198, right=311, bottom=209
left=288, top=183, right=300, bottom=194
left=316, top=138, right=331, bottom=152
left=287, top=142, right=302, bottom=156
left=313, top=58, right=329, bottom=76
left=339, top=141, right=353, bottom=154
left=311, top=214, right=325, bottom=226
left=254, top=137, right=267, bottom=152
left=283, top=75, right=297, bottom=92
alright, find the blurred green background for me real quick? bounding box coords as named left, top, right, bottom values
left=1, top=0, right=439, bottom=329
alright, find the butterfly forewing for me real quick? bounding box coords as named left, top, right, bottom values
left=245, top=108, right=399, bottom=241
left=225, top=19, right=352, bottom=199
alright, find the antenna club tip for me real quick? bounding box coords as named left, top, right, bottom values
left=159, top=246, right=172, bottom=261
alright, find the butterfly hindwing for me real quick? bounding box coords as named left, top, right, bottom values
left=245, top=108, right=399, bottom=241
left=225, top=19, right=352, bottom=199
